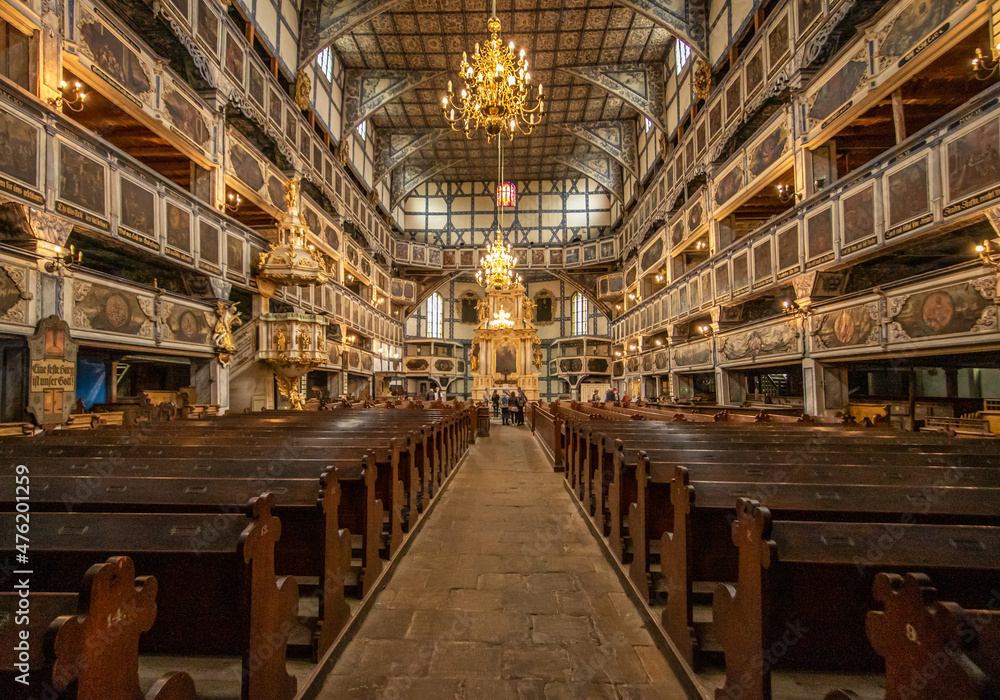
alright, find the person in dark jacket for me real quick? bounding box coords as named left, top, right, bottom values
left=500, top=391, right=510, bottom=425
left=515, top=388, right=527, bottom=425
left=492, top=390, right=500, bottom=417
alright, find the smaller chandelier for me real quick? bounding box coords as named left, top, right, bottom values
left=490, top=308, right=514, bottom=330
left=497, top=182, right=516, bottom=207
left=476, top=235, right=522, bottom=290
left=441, top=12, right=544, bottom=140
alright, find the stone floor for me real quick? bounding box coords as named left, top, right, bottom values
left=315, top=421, right=689, bottom=699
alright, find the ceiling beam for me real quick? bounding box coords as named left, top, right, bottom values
left=553, top=121, right=638, bottom=176
left=552, top=153, right=624, bottom=203
left=343, top=70, right=444, bottom=140
left=557, top=64, right=667, bottom=133
left=298, top=0, right=409, bottom=68
left=614, top=0, right=708, bottom=58
left=373, top=128, right=449, bottom=186
left=391, top=160, right=461, bottom=209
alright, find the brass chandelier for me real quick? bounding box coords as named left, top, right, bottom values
left=490, top=308, right=514, bottom=329
left=441, top=0, right=544, bottom=140
left=476, top=236, right=521, bottom=290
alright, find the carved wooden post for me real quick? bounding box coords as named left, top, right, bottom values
left=316, top=468, right=351, bottom=659
left=388, top=438, right=403, bottom=556
left=361, top=454, right=384, bottom=595
left=607, top=439, right=626, bottom=560
left=661, top=465, right=697, bottom=667
left=713, top=498, right=776, bottom=700
left=627, top=452, right=649, bottom=601
left=239, top=492, right=298, bottom=700
left=48, top=556, right=158, bottom=699
left=553, top=413, right=563, bottom=465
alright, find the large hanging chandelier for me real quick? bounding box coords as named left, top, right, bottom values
left=476, top=236, right=521, bottom=290
left=490, top=308, right=514, bottom=329
left=441, top=1, right=544, bottom=140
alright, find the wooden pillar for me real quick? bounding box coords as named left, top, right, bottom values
left=892, top=90, right=906, bottom=144
left=907, top=366, right=917, bottom=432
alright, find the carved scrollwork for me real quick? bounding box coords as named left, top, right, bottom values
left=72, top=306, right=91, bottom=329
left=887, top=321, right=910, bottom=343
left=887, top=296, right=909, bottom=319
left=73, top=280, right=92, bottom=302
left=971, top=306, right=998, bottom=334
left=971, top=275, right=997, bottom=299
left=1, top=265, right=32, bottom=301
left=27, top=208, right=74, bottom=247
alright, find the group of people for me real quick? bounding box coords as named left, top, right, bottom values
left=484, top=388, right=528, bottom=426
left=424, top=387, right=445, bottom=401
left=593, top=388, right=630, bottom=403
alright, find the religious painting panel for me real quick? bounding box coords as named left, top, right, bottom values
left=77, top=12, right=152, bottom=98
left=709, top=99, right=724, bottom=143
left=752, top=237, right=774, bottom=288
left=118, top=177, right=156, bottom=240
left=673, top=340, right=712, bottom=369
left=224, top=31, right=244, bottom=82
left=944, top=117, right=1000, bottom=212
left=640, top=236, right=664, bottom=273
left=806, top=51, right=868, bottom=127
left=714, top=163, right=744, bottom=207
left=767, top=12, right=790, bottom=74
left=725, top=76, right=742, bottom=124
left=267, top=175, right=285, bottom=211
left=877, top=0, right=969, bottom=65
left=565, top=246, right=580, bottom=266
left=745, top=46, right=764, bottom=99
left=249, top=64, right=265, bottom=108
left=196, top=0, right=219, bottom=55
left=885, top=156, right=931, bottom=234
left=59, top=143, right=106, bottom=218
left=226, top=234, right=245, bottom=277
left=549, top=249, right=562, bottom=266
left=195, top=221, right=220, bottom=274
left=165, top=201, right=191, bottom=255
left=747, top=116, right=791, bottom=179
left=696, top=120, right=707, bottom=156
left=460, top=249, right=474, bottom=267
left=583, top=244, right=597, bottom=262
left=798, top=0, right=824, bottom=35
left=163, top=302, right=211, bottom=345
left=162, top=85, right=212, bottom=150
left=732, top=250, right=750, bottom=295
left=600, top=240, right=615, bottom=259
left=840, top=182, right=877, bottom=254
left=0, top=107, right=40, bottom=194
left=813, top=303, right=879, bottom=350
left=776, top=222, right=801, bottom=277
left=531, top=248, right=545, bottom=266
left=74, top=282, right=149, bottom=336
left=229, top=142, right=264, bottom=192
left=806, top=206, right=835, bottom=265
left=428, top=247, right=442, bottom=267
left=889, top=279, right=995, bottom=340
left=715, top=261, right=731, bottom=299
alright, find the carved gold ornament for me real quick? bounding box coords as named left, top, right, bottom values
left=693, top=60, right=712, bottom=101
left=294, top=71, right=311, bottom=111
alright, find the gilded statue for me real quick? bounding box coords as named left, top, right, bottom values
left=284, top=177, right=301, bottom=212
left=476, top=297, right=490, bottom=323
left=275, top=328, right=287, bottom=352
left=532, top=340, right=543, bottom=370
left=213, top=301, right=242, bottom=365
left=470, top=343, right=480, bottom=372
left=524, top=297, right=535, bottom=323
left=293, top=71, right=311, bottom=111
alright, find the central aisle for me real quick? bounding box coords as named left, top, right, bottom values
left=316, top=422, right=689, bottom=699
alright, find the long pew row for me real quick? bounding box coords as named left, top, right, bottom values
left=530, top=401, right=1000, bottom=700
left=0, top=404, right=475, bottom=699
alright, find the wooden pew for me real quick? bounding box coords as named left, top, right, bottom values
left=862, top=572, right=1000, bottom=700
left=0, top=495, right=296, bottom=700
left=1, top=557, right=198, bottom=700
left=712, top=498, right=1000, bottom=700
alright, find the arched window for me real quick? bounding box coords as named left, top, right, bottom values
left=426, top=293, right=443, bottom=339
left=572, top=293, right=589, bottom=336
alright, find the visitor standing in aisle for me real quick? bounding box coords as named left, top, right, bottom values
left=516, top=389, right=527, bottom=425
left=491, top=390, right=500, bottom=417
left=500, top=391, right=510, bottom=425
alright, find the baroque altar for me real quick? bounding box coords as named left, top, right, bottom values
left=471, top=283, right=541, bottom=400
